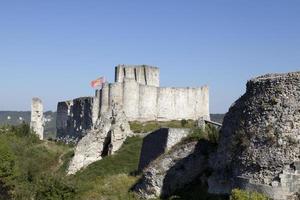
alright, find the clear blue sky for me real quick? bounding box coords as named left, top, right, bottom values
left=0, top=0, right=299, bottom=113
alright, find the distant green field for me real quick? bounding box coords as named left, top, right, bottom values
left=0, top=111, right=56, bottom=139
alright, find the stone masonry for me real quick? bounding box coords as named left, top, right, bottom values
left=56, top=96, right=96, bottom=143
left=208, top=71, right=300, bottom=200
left=30, top=97, right=44, bottom=140
left=57, top=65, right=210, bottom=142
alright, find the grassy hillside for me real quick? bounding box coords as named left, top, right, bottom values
left=0, top=124, right=143, bottom=200
left=0, top=123, right=230, bottom=200
left=0, top=124, right=74, bottom=200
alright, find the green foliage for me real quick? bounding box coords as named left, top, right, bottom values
left=187, top=128, right=206, bottom=141
left=0, top=124, right=223, bottom=200
left=66, top=136, right=143, bottom=199
left=35, top=175, right=76, bottom=200
left=184, top=124, right=219, bottom=143
left=230, top=189, right=268, bottom=200
left=0, top=124, right=72, bottom=199
left=206, top=124, right=219, bottom=144
left=0, top=139, right=16, bottom=182
left=180, top=119, right=188, bottom=127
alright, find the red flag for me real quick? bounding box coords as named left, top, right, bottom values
left=91, top=77, right=106, bottom=89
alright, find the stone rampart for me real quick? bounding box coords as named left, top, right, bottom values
left=99, top=81, right=209, bottom=121
left=57, top=65, right=209, bottom=142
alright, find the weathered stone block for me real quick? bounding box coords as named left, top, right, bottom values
left=138, top=128, right=190, bottom=172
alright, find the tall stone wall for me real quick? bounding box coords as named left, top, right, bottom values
left=123, top=79, right=140, bottom=119
left=99, top=82, right=210, bottom=121
left=109, top=82, right=123, bottom=106
left=100, top=83, right=109, bottom=114
left=30, top=97, right=44, bottom=140
left=92, top=90, right=101, bottom=125
left=56, top=97, right=94, bottom=143
left=139, top=85, right=158, bottom=121
left=115, top=64, right=160, bottom=87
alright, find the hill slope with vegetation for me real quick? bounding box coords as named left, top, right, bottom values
left=0, top=122, right=265, bottom=200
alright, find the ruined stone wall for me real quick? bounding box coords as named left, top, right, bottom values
left=138, top=128, right=190, bottom=172
left=99, top=81, right=210, bottom=121
left=115, top=64, right=160, bottom=87
left=57, top=65, right=210, bottom=141
left=208, top=71, right=300, bottom=200
left=56, top=97, right=94, bottom=143
left=30, top=97, right=44, bottom=140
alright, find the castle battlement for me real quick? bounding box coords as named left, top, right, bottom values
left=115, top=64, right=160, bottom=87
left=56, top=65, right=209, bottom=142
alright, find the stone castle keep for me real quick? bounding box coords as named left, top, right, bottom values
left=57, top=65, right=210, bottom=141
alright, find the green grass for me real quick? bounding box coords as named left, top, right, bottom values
left=129, top=120, right=196, bottom=133
left=71, top=136, right=143, bottom=200
left=182, top=124, right=219, bottom=144
left=0, top=123, right=223, bottom=200
left=230, top=189, right=268, bottom=200
left=0, top=124, right=74, bottom=199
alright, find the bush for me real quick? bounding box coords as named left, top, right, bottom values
left=184, top=124, right=220, bottom=143
left=181, top=119, right=188, bottom=127
left=35, top=175, right=76, bottom=200
left=206, top=124, right=219, bottom=144
left=230, top=189, right=268, bottom=200
left=0, top=139, right=17, bottom=183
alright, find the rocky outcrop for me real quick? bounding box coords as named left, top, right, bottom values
left=209, top=72, right=300, bottom=199
left=67, top=103, right=133, bottom=175
left=134, top=140, right=215, bottom=199
left=138, top=128, right=190, bottom=172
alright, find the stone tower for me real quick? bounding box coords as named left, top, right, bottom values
left=30, top=97, right=44, bottom=140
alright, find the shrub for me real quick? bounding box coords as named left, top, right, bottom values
left=181, top=119, right=188, bottom=127
left=230, top=189, right=268, bottom=200
left=35, top=175, right=76, bottom=200
left=206, top=124, right=219, bottom=144
left=0, top=139, right=17, bottom=182
left=184, top=124, right=220, bottom=143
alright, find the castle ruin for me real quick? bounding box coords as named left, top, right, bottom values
left=30, top=97, right=44, bottom=140
left=57, top=65, right=210, bottom=142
